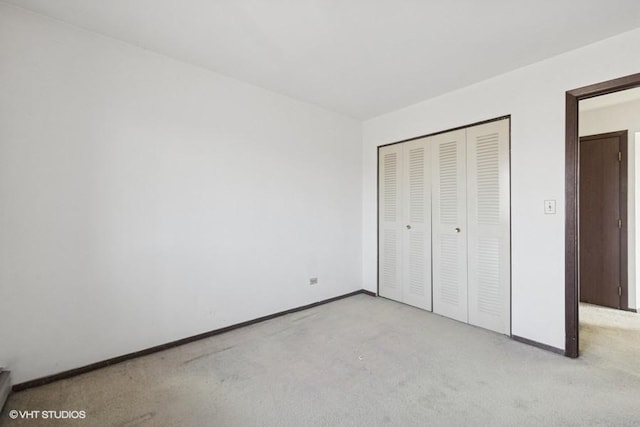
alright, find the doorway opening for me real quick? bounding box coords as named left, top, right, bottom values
left=566, top=73, right=640, bottom=360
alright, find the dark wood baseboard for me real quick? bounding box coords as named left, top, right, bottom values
left=13, top=289, right=373, bottom=392
left=625, top=307, right=638, bottom=313
left=511, top=335, right=564, bottom=355
left=361, top=289, right=377, bottom=297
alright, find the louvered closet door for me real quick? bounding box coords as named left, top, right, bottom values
left=432, top=129, right=468, bottom=322
left=379, top=144, right=403, bottom=302
left=402, top=138, right=431, bottom=310
left=466, top=120, right=511, bottom=334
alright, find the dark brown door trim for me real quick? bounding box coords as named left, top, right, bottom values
left=565, top=72, right=640, bottom=358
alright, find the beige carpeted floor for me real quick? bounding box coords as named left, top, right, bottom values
left=579, top=302, right=640, bottom=377
left=1, top=295, right=639, bottom=426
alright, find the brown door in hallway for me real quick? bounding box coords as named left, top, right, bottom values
left=579, top=131, right=628, bottom=309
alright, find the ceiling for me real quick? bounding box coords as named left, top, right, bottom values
left=5, top=0, right=640, bottom=119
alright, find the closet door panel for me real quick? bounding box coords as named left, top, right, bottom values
left=467, top=119, right=511, bottom=334
left=402, top=138, right=432, bottom=310
left=378, top=144, right=403, bottom=302
left=432, top=129, right=468, bottom=322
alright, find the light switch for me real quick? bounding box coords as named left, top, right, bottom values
left=544, top=200, right=556, bottom=214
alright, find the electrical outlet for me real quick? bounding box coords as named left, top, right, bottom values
left=309, top=277, right=318, bottom=285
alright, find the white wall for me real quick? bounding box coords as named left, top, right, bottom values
left=0, top=5, right=362, bottom=384
left=580, top=99, right=640, bottom=309
left=363, top=28, right=640, bottom=350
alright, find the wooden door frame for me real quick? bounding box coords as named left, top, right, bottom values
left=578, top=130, right=628, bottom=309
left=565, top=72, right=640, bottom=358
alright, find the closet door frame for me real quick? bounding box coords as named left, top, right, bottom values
left=376, top=115, right=512, bottom=334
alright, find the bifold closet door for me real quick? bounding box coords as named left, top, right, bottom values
left=466, top=119, right=510, bottom=334
left=380, top=119, right=510, bottom=334
left=378, top=138, right=432, bottom=310
left=402, top=138, right=431, bottom=310
left=432, top=129, right=468, bottom=322
left=379, top=144, right=403, bottom=302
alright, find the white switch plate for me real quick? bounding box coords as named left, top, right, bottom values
left=544, top=200, right=556, bottom=214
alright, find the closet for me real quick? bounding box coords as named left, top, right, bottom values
left=378, top=118, right=510, bottom=335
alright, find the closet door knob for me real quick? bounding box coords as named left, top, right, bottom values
left=455, top=227, right=461, bottom=233
left=406, top=225, right=411, bottom=230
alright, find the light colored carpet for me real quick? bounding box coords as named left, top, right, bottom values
left=2, top=295, right=639, bottom=426
left=579, top=302, right=640, bottom=376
